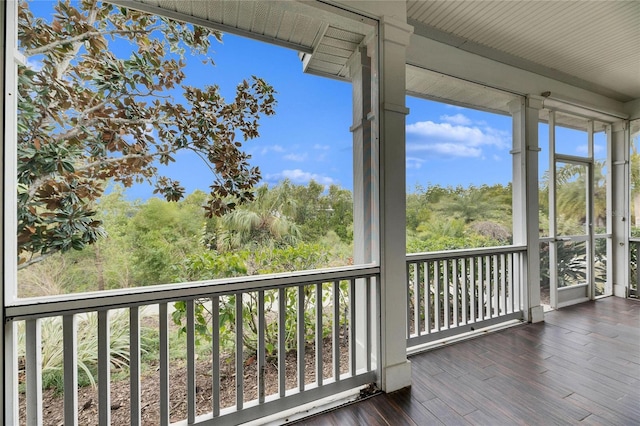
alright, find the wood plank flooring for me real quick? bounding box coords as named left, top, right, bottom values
left=300, top=297, right=640, bottom=425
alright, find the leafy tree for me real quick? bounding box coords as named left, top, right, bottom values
left=541, top=161, right=607, bottom=233
left=215, top=184, right=300, bottom=251
left=284, top=180, right=353, bottom=242
left=325, top=184, right=354, bottom=242
left=91, top=186, right=139, bottom=290
left=435, top=185, right=506, bottom=224
left=286, top=179, right=325, bottom=239
left=172, top=241, right=336, bottom=357
left=127, top=197, right=205, bottom=286
left=406, top=190, right=431, bottom=232
left=416, top=217, right=466, bottom=241
left=17, top=0, right=276, bottom=267
left=406, top=183, right=512, bottom=252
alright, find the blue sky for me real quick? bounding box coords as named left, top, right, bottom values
left=26, top=1, right=607, bottom=201
left=405, top=98, right=513, bottom=190
left=149, top=32, right=518, bottom=199
left=140, top=33, right=355, bottom=198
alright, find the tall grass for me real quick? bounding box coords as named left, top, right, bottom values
left=18, top=309, right=138, bottom=392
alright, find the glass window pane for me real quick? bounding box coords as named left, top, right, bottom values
left=553, top=113, right=589, bottom=157
left=557, top=240, right=587, bottom=288
left=540, top=241, right=550, bottom=305
left=405, top=97, right=513, bottom=252
left=593, top=130, right=608, bottom=233
left=594, top=237, right=607, bottom=296
left=539, top=122, right=550, bottom=238
left=631, top=120, right=640, bottom=235
left=555, top=162, right=588, bottom=235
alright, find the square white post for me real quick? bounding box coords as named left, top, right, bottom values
left=610, top=121, right=630, bottom=297
left=377, top=16, right=413, bottom=392
left=3, top=1, right=20, bottom=423
left=510, top=97, right=544, bottom=323
left=349, top=46, right=373, bottom=371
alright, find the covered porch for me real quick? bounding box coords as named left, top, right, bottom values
left=2, top=1, right=640, bottom=425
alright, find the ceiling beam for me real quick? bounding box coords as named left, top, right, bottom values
left=625, top=99, right=640, bottom=121
left=409, top=20, right=633, bottom=103
left=407, top=33, right=628, bottom=121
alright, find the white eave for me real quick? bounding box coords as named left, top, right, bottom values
left=109, top=0, right=373, bottom=81
left=109, top=0, right=640, bottom=122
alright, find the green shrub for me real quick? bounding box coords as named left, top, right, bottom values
left=18, top=310, right=148, bottom=393
left=172, top=242, right=348, bottom=359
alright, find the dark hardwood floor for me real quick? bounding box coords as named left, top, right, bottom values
left=300, top=297, right=640, bottom=425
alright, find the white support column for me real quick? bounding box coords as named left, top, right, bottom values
left=349, top=46, right=373, bottom=371
left=587, top=120, right=595, bottom=300
left=377, top=16, right=413, bottom=392
left=3, top=1, right=19, bottom=424
left=510, top=97, right=544, bottom=323
left=351, top=46, right=373, bottom=265
left=610, top=121, right=630, bottom=297
left=1, top=0, right=6, bottom=421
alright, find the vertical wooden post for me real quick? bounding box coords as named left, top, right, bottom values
left=611, top=121, right=631, bottom=297
left=2, top=2, right=20, bottom=423
left=510, top=97, right=544, bottom=323
left=377, top=16, right=414, bottom=392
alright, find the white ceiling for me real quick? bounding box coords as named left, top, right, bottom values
left=407, top=0, right=640, bottom=103
left=111, top=0, right=639, bottom=121
left=406, top=65, right=519, bottom=115
left=111, top=0, right=373, bottom=80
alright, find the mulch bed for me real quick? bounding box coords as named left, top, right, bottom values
left=19, top=337, right=350, bottom=426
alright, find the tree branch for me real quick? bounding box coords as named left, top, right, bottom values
left=53, top=3, right=101, bottom=79
left=50, top=114, right=168, bottom=144
left=26, top=152, right=155, bottom=200
left=24, top=28, right=151, bottom=57
left=18, top=252, right=57, bottom=270
left=186, top=147, right=218, bottom=175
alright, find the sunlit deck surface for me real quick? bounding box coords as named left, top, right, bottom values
left=301, top=297, right=640, bottom=425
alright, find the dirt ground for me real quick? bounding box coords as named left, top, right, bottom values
left=19, top=337, right=350, bottom=426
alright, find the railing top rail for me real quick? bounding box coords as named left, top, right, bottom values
left=630, top=237, right=640, bottom=243
left=406, top=245, right=527, bottom=262
left=5, top=264, right=380, bottom=321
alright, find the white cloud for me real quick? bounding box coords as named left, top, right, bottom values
left=313, top=144, right=330, bottom=150
left=440, top=113, right=472, bottom=126
left=405, top=119, right=510, bottom=159
left=407, top=142, right=482, bottom=157
left=444, top=104, right=468, bottom=111
left=406, top=121, right=509, bottom=149
left=266, top=169, right=335, bottom=186
left=261, top=145, right=285, bottom=155
left=575, top=143, right=604, bottom=156
left=406, top=157, right=426, bottom=169
left=284, top=152, right=308, bottom=162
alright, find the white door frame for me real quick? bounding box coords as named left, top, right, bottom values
left=548, top=112, right=596, bottom=309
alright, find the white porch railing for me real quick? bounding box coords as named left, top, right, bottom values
left=406, top=245, right=526, bottom=349
left=6, top=265, right=379, bottom=426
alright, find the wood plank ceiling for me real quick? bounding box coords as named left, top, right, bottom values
left=113, top=0, right=638, bottom=126
left=407, top=0, right=640, bottom=103
left=112, top=0, right=373, bottom=80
